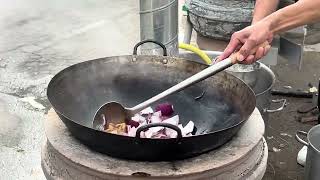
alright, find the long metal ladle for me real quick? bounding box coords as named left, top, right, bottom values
left=93, top=42, right=268, bottom=129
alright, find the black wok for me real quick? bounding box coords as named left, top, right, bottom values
left=47, top=41, right=256, bottom=161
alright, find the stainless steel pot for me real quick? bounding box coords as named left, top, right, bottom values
left=226, top=63, right=286, bottom=122
left=296, top=125, right=320, bottom=180
left=179, top=50, right=286, bottom=122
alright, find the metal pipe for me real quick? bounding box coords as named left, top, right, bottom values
left=139, top=0, right=179, bottom=56
left=183, top=18, right=192, bottom=44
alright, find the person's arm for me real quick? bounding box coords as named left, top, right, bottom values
left=219, top=0, right=320, bottom=64
left=267, top=0, right=320, bottom=34
left=252, top=0, right=279, bottom=24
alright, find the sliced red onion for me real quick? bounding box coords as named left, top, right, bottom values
left=150, top=127, right=164, bottom=136
left=155, top=103, right=174, bottom=116
left=162, top=115, right=179, bottom=138
left=152, top=129, right=167, bottom=139
left=178, top=124, right=184, bottom=136
left=182, top=121, right=195, bottom=136
left=161, top=116, right=169, bottom=121
left=131, top=114, right=146, bottom=124
left=162, top=115, right=179, bottom=125
left=126, top=119, right=139, bottom=128
left=145, top=127, right=164, bottom=138
left=122, top=103, right=194, bottom=138
left=145, top=130, right=153, bottom=138
left=140, top=107, right=154, bottom=115
left=138, top=121, right=147, bottom=128
left=153, top=111, right=162, bottom=117
left=140, top=131, right=146, bottom=138
left=153, top=131, right=167, bottom=139
left=127, top=126, right=137, bottom=137
left=149, top=111, right=162, bottom=123
left=165, top=128, right=178, bottom=138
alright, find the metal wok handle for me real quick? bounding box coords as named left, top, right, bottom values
left=136, top=123, right=182, bottom=141
left=133, top=40, right=168, bottom=56
left=296, top=131, right=309, bottom=146
left=264, top=99, right=287, bottom=113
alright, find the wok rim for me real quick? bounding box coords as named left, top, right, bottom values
left=47, top=55, right=256, bottom=140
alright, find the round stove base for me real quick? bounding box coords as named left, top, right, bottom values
left=41, top=108, right=268, bottom=180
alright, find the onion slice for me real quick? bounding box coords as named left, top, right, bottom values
left=131, top=114, right=146, bottom=124
left=127, top=126, right=137, bottom=137
left=162, top=115, right=179, bottom=125
left=145, top=127, right=164, bottom=138
left=181, top=121, right=195, bottom=136
left=155, top=103, right=174, bottom=116
left=126, top=119, right=140, bottom=128
left=140, top=107, right=154, bottom=115
left=150, top=111, right=162, bottom=123
left=105, top=103, right=196, bottom=138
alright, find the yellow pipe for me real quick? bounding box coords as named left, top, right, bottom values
left=179, top=43, right=212, bottom=65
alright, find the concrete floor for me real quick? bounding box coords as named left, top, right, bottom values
left=262, top=96, right=312, bottom=180
left=262, top=54, right=320, bottom=180
left=0, top=0, right=139, bottom=179
left=0, top=0, right=319, bottom=179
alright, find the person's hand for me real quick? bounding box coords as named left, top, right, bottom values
left=217, top=20, right=273, bottom=64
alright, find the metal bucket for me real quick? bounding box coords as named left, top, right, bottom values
left=139, top=0, right=178, bottom=56
left=178, top=50, right=285, bottom=123
left=226, top=63, right=286, bottom=123
left=296, top=125, right=320, bottom=180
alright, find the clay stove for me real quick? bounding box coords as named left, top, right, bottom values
left=41, top=108, right=268, bottom=180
